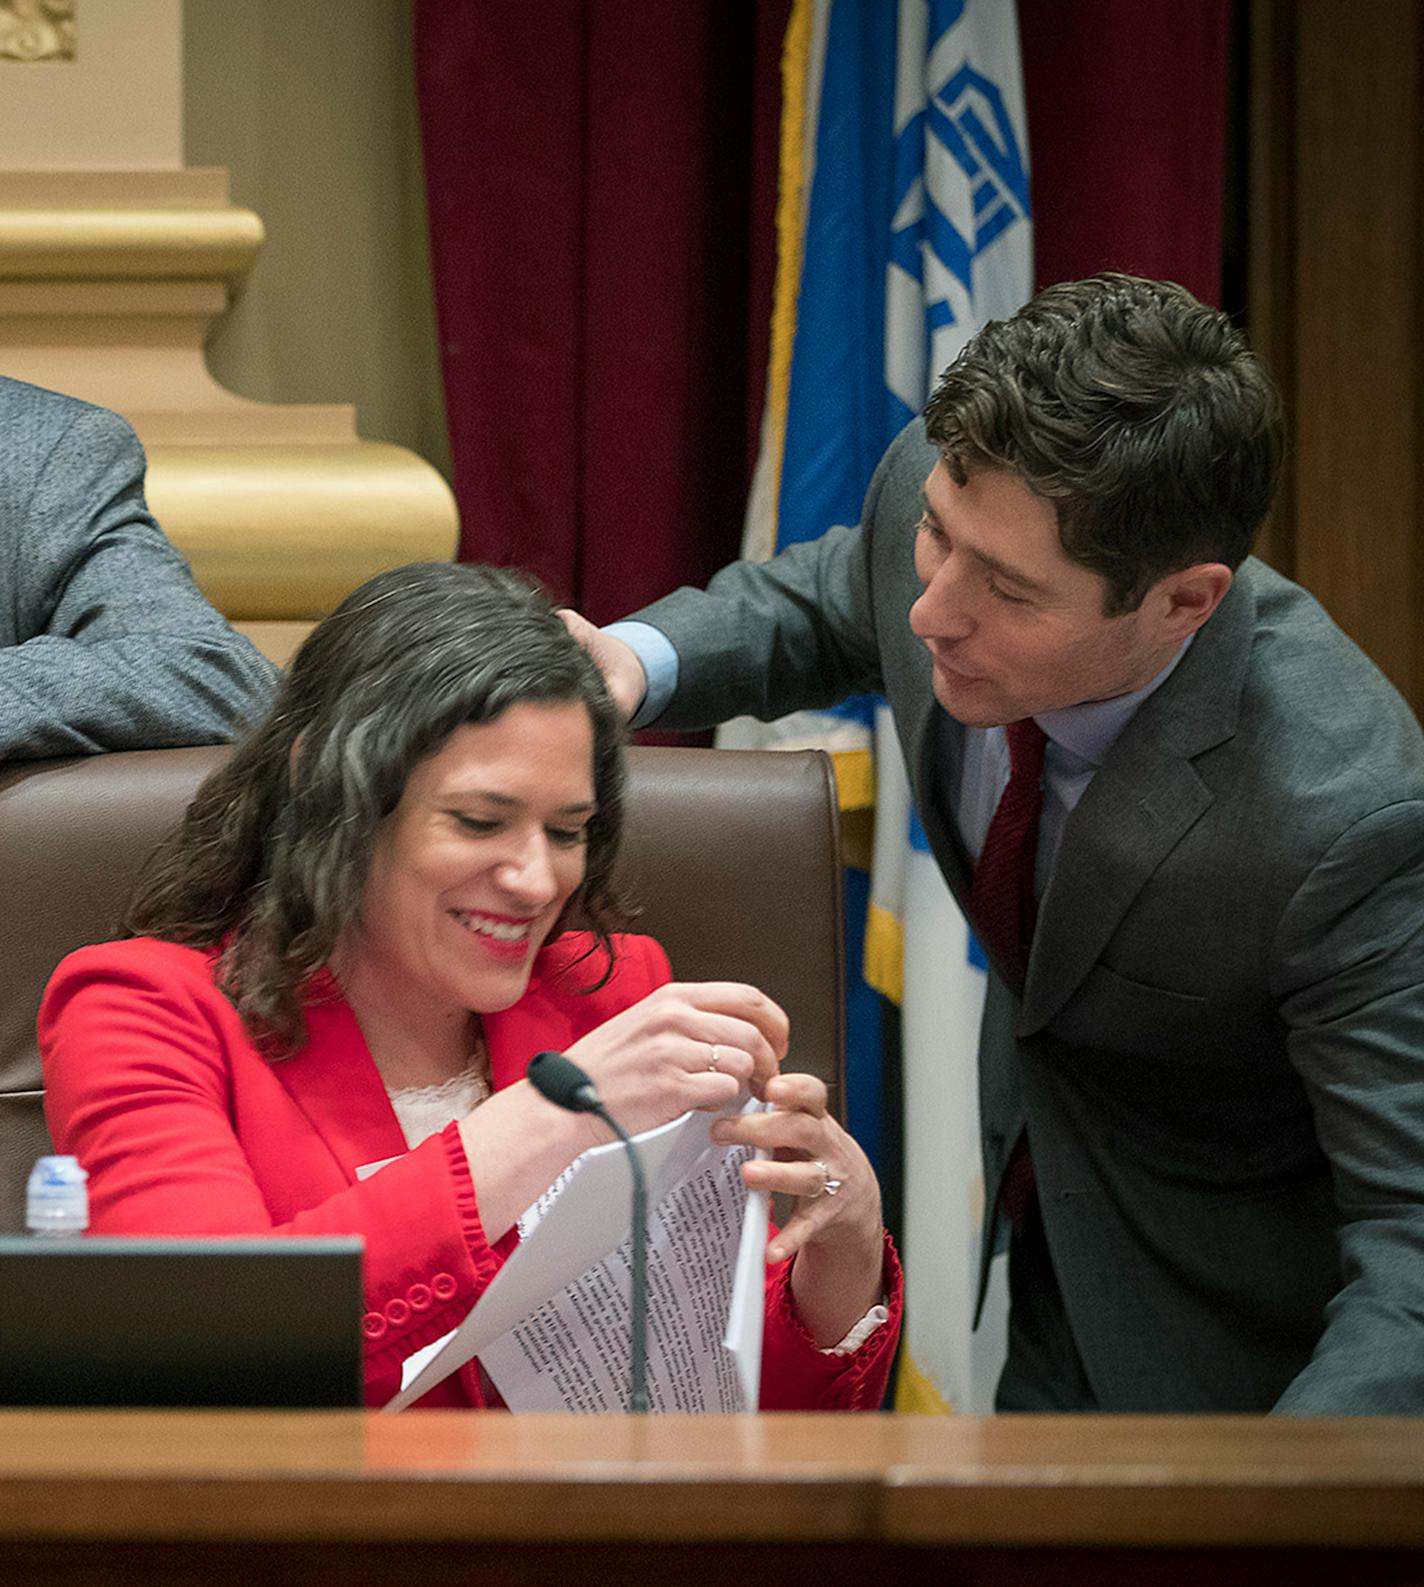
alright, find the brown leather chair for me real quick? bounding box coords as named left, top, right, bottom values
left=0, top=745, right=844, bottom=1231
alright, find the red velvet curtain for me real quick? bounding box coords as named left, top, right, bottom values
left=413, top=1, right=786, bottom=622
left=1020, top=0, right=1231, bottom=307
left=414, top=2, right=1231, bottom=610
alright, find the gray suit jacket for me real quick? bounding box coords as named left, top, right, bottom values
left=635, top=419, right=1424, bottom=1413
left=0, top=376, right=275, bottom=760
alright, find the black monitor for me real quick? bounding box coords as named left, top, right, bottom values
left=0, top=1236, right=364, bottom=1408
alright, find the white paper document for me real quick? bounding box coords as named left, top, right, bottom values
left=385, top=1100, right=770, bottom=1413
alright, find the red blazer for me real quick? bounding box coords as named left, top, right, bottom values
left=40, top=932, right=900, bottom=1410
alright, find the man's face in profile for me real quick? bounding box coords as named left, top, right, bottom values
left=908, top=462, right=1177, bottom=727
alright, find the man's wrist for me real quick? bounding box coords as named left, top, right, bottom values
left=603, top=621, right=679, bottom=728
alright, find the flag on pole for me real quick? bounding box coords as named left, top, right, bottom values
left=875, top=0, right=1033, bottom=1416
left=727, top=0, right=1031, bottom=1411
left=718, top=0, right=900, bottom=1170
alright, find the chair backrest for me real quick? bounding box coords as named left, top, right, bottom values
left=0, top=745, right=844, bottom=1231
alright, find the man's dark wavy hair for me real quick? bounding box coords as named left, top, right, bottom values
left=924, top=273, right=1283, bottom=614
left=125, top=562, right=628, bottom=1051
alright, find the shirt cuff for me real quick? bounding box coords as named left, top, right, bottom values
left=604, top=620, right=679, bottom=728
left=822, top=1301, right=890, bottom=1357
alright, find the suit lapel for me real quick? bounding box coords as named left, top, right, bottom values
left=273, top=954, right=589, bottom=1176
left=891, top=597, right=975, bottom=902
left=1018, top=567, right=1260, bottom=1035
left=910, top=700, right=974, bottom=902
left=1020, top=749, right=1212, bottom=1033
left=484, top=978, right=578, bottom=1093
left=275, top=979, right=409, bottom=1179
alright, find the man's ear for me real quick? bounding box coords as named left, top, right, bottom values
left=1154, top=563, right=1233, bottom=640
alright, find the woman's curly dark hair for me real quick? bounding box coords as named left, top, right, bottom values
left=125, top=563, right=628, bottom=1051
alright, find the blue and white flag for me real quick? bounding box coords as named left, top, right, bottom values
left=874, top=0, right=1032, bottom=1415
left=726, top=0, right=1031, bottom=1411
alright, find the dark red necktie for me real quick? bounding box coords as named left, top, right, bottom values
left=969, top=718, right=1048, bottom=988
left=969, top=718, right=1047, bottom=1232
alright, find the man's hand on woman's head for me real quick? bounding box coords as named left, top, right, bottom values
left=556, top=608, right=647, bottom=723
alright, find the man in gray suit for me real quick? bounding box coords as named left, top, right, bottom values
left=570, top=275, right=1424, bottom=1412
left=0, top=375, right=274, bottom=759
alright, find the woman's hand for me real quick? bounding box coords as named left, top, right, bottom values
left=463, top=981, right=786, bottom=1246
left=564, top=980, right=788, bottom=1141
left=711, top=1071, right=885, bottom=1348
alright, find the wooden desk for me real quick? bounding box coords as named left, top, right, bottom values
left=0, top=1413, right=1419, bottom=1586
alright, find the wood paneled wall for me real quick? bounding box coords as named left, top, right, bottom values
left=1247, top=0, right=1422, bottom=714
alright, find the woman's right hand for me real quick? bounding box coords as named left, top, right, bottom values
left=462, top=981, right=787, bottom=1242
left=563, top=980, right=789, bottom=1140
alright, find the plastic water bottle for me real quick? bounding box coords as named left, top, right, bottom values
left=26, top=1154, right=89, bottom=1237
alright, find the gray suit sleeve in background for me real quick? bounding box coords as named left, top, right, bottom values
left=1, top=398, right=276, bottom=760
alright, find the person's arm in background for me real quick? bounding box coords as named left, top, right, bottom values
left=0, top=399, right=276, bottom=760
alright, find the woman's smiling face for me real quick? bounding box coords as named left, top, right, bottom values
left=342, top=700, right=597, bottom=1025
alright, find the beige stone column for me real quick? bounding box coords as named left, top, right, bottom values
left=0, top=0, right=457, bottom=663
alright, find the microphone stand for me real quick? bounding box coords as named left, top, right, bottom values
left=588, top=1105, right=648, bottom=1415
left=526, top=1051, right=649, bottom=1414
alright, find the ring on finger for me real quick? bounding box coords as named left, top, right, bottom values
left=707, top=1043, right=722, bottom=1073
left=810, top=1159, right=843, bottom=1198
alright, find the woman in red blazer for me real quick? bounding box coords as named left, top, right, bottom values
left=40, top=564, right=899, bottom=1410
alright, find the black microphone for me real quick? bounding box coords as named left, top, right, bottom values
left=527, top=1051, right=649, bottom=1414
left=526, top=1050, right=600, bottom=1114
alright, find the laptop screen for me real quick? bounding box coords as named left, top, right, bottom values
left=0, top=1236, right=364, bottom=1408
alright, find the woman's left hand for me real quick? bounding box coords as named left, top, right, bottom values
left=710, top=1071, right=885, bottom=1345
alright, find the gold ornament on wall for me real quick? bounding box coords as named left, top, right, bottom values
left=0, top=0, right=75, bottom=63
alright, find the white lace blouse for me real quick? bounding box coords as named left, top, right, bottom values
left=386, top=1061, right=490, bottom=1150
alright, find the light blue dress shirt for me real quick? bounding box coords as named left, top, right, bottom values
left=604, top=621, right=680, bottom=728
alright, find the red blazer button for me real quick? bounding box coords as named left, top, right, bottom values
left=430, top=1272, right=457, bottom=1301
left=407, top=1283, right=433, bottom=1311
left=383, top=1297, right=411, bottom=1327
left=361, top=1312, right=388, bottom=1341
